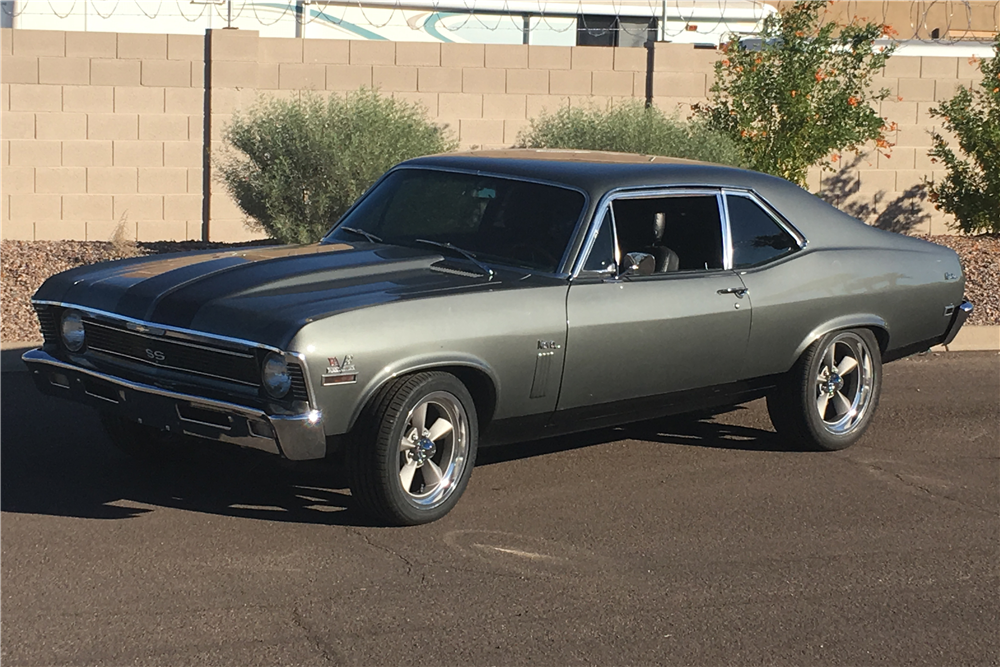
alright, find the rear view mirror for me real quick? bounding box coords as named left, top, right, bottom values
left=621, top=252, right=655, bottom=277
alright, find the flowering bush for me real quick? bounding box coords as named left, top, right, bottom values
left=695, top=0, right=896, bottom=185
left=220, top=89, right=455, bottom=244
left=926, top=35, right=1000, bottom=234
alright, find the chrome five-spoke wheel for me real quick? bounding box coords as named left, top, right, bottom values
left=815, top=332, right=875, bottom=434
left=398, top=391, right=469, bottom=506
left=349, top=371, right=479, bottom=526
left=767, top=328, right=882, bottom=451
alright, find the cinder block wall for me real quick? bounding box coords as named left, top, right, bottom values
left=2, top=28, right=205, bottom=242
left=1, top=28, right=976, bottom=241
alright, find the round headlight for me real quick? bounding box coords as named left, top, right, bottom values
left=60, top=310, right=86, bottom=352
left=262, top=352, right=291, bottom=398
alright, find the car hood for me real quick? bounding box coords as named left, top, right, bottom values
left=34, top=242, right=519, bottom=349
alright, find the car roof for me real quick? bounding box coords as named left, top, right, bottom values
left=401, top=149, right=777, bottom=195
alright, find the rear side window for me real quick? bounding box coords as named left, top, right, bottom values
left=726, top=195, right=799, bottom=269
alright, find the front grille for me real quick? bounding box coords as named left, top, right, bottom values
left=83, top=320, right=260, bottom=386
left=288, top=362, right=309, bottom=402
left=36, top=307, right=59, bottom=345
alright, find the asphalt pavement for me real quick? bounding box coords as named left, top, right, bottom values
left=2, top=352, right=998, bottom=667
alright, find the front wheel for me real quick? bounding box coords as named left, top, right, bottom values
left=767, top=329, right=882, bottom=451
left=348, top=372, right=478, bottom=525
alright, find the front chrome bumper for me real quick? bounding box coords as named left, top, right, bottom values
left=22, top=349, right=327, bottom=460
left=940, top=300, right=974, bottom=347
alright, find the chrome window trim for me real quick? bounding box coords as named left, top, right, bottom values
left=32, top=300, right=318, bottom=409
left=322, top=163, right=592, bottom=279
left=722, top=188, right=808, bottom=251
left=571, top=186, right=728, bottom=278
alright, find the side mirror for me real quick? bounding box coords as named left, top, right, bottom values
left=621, top=252, right=655, bottom=277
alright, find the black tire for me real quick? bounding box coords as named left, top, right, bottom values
left=766, top=328, right=882, bottom=451
left=100, top=412, right=195, bottom=461
left=348, top=372, right=479, bottom=526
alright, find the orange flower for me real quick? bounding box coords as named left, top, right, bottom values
left=897, top=95, right=904, bottom=102
left=994, top=87, right=999, bottom=93
left=795, top=30, right=805, bottom=37
left=848, top=96, right=859, bottom=106
left=754, top=56, right=762, bottom=64
left=790, top=90, right=797, bottom=97
left=815, top=70, right=826, bottom=82
left=721, top=58, right=730, bottom=66
left=880, top=23, right=898, bottom=38
left=761, top=131, right=767, bottom=137
left=831, top=153, right=840, bottom=162
left=740, top=130, right=748, bottom=138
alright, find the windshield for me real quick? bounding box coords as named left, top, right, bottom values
left=323, top=168, right=586, bottom=274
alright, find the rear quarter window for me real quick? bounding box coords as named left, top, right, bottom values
left=727, top=195, right=799, bottom=269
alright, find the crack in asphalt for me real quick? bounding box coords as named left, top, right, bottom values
left=291, top=607, right=343, bottom=666
left=838, top=455, right=996, bottom=516
left=345, top=527, right=415, bottom=576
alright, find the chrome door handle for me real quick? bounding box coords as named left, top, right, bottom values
left=718, top=287, right=748, bottom=297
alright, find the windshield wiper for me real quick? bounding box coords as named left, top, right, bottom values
left=414, top=239, right=495, bottom=280
left=339, top=226, right=383, bottom=244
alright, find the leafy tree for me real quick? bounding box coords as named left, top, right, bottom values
left=517, top=100, right=745, bottom=167
left=927, top=34, right=1000, bottom=234
left=695, top=0, right=897, bottom=185
left=219, top=89, right=455, bottom=244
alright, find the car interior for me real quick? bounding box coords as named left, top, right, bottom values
left=612, top=195, right=725, bottom=273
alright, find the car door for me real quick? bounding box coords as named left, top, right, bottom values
left=555, top=189, right=752, bottom=423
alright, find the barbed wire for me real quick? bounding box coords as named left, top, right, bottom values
left=3, top=1, right=998, bottom=44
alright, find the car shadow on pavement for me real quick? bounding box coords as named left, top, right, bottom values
left=478, top=406, right=797, bottom=466
left=3, top=372, right=790, bottom=526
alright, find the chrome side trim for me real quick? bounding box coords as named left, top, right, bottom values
left=22, top=349, right=326, bottom=461
left=32, top=300, right=284, bottom=354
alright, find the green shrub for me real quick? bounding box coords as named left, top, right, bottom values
left=695, top=0, right=896, bottom=186
left=219, top=89, right=456, bottom=244
left=516, top=100, right=746, bottom=167
left=927, top=35, right=1000, bottom=234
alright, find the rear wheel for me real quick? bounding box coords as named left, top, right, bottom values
left=767, top=329, right=881, bottom=451
left=348, top=372, right=478, bottom=525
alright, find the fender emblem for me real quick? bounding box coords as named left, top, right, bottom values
left=326, top=355, right=356, bottom=374
left=537, top=340, right=561, bottom=350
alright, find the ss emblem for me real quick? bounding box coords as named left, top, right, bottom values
left=145, top=348, right=166, bottom=362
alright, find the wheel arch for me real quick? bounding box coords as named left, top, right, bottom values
left=347, top=356, right=499, bottom=434
left=790, top=315, right=889, bottom=369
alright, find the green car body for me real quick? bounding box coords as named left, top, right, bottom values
left=23, top=150, right=972, bottom=524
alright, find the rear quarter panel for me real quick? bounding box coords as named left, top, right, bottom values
left=737, top=242, right=965, bottom=379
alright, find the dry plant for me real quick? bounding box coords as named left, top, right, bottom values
left=108, top=213, right=141, bottom=259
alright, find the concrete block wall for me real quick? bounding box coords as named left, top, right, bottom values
left=1, top=28, right=205, bottom=242
left=1, top=28, right=978, bottom=242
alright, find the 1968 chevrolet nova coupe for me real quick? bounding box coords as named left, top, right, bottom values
left=24, top=150, right=972, bottom=524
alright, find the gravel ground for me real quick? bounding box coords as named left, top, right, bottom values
left=2, top=235, right=998, bottom=343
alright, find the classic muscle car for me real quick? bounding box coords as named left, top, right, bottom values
left=24, top=150, right=972, bottom=525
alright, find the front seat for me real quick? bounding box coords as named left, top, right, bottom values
left=642, top=212, right=680, bottom=273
